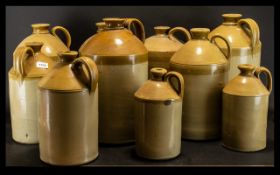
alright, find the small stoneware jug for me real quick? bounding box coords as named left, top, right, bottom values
left=38, top=51, right=99, bottom=165
left=170, top=28, right=230, bottom=140
left=134, top=67, right=184, bottom=160
left=79, top=17, right=148, bottom=144
left=222, top=64, right=272, bottom=152
left=9, top=42, right=56, bottom=144
left=144, top=26, right=191, bottom=71
left=15, top=23, right=71, bottom=58
left=209, top=14, right=261, bottom=81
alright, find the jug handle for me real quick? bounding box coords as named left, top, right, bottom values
left=210, top=35, right=231, bottom=59
left=238, top=18, right=260, bottom=49
left=72, top=56, right=99, bottom=93
left=168, top=27, right=191, bottom=43
left=51, top=26, right=72, bottom=48
left=164, top=71, right=184, bottom=99
left=13, top=46, right=34, bottom=77
left=124, top=18, right=145, bottom=42
left=254, top=66, right=272, bottom=93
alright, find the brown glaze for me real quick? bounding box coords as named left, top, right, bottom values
left=222, top=64, right=272, bottom=152
left=144, top=26, right=190, bottom=72
left=170, top=28, right=230, bottom=140
left=134, top=68, right=183, bottom=159
left=79, top=18, right=148, bottom=144
left=209, top=14, right=261, bottom=81
left=15, top=23, right=71, bottom=58
left=38, top=51, right=99, bottom=165
left=9, top=42, right=57, bottom=144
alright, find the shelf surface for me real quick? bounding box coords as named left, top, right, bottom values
left=6, top=110, right=274, bottom=166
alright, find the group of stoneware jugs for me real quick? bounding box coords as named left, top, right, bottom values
left=8, top=14, right=272, bottom=165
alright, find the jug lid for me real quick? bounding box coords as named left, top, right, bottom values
left=144, top=26, right=184, bottom=52
left=134, top=68, right=182, bottom=103
left=38, top=51, right=87, bottom=92
left=223, top=64, right=271, bottom=96
left=170, top=28, right=228, bottom=66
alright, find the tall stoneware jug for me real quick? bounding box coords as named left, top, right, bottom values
left=38, top=51, right=99, bottom=165
left=9, top=42, right=56, bottom=144
left=15, top=23, right=71, bottom=59
left=144, top=26, right=191, bottom=71
left=170, top=28, right=230, bottom=140
left=209, top=14, right=261, bottom=81
left=222, top=64, right=272, bottom=152
left=79, top=18, right=148, bottom=144
left=134, top=68, right=184, bottom=160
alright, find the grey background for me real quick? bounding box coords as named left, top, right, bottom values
left=6, top=6, right=274, bottom=119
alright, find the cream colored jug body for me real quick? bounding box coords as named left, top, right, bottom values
left=9, top=42, right=56, bottom=144
left=222, top=64, right=272, bottom=152
left=135, top=68, right=184, bottom=159
left=209, top=14, right=261, bottom=81
left=38, top=51, right=99, bottom=165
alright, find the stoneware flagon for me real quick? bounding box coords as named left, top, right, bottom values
left=15, top=23, right=71, bottom=59
left=9, top=42, right=56, bottom=144
left=79, top=18, right=148, bottom=144
left=38, top=51, right=99, bottom=165
left=134, top=68, right=184, bottom=160
left=170, top=28, right=230, bottom=140
left=209, top=14, right=261, bottom=81
left=144, top=26, right=191, bottom=72
left=222, top=64, right=272, bottom=152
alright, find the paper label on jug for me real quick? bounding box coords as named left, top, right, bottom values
left=36, top=61, right=48, bottom=69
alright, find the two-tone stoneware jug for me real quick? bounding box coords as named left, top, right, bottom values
left=15, top=23, right=71, bottom=59
left=222, top=64, right=272, bottom=152
left=134, top=68, right=184, bottom=160
left=170, top=28, right=230, bottom=140
left=144, top=26, right=191, bottom=72
left=9, top=42, right=56, bottom=144
left=38, top=51, right=99, bottom=165
left=79, top=18, right=148, bottom=144
left=209, top=14, right=261, bottom=81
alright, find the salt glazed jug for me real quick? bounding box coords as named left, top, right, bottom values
left=9, top=42, right=56, bottom=144
left=38, top=51, right=99, bottom=165
left=209, top=14, right=261, bottom=81
left=222, top=64, right=272, bottom=152
left=15, top=23, right=71, bottom=59
left=144, top=26, right=191, bottom=72
left=134, top=68, right=184, bottom=160
left=170, top=28, right=230, bottom=140
left=79, top=18, right=148, bottom=144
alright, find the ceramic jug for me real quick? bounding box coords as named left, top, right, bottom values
left=209, top=14, right=261, bottom=81
left=144, top=26, right=190, bottom=72
left=79, top=18, right=148, bottom=144
left=9, top=42, right=56, bottom=144
left=38, top=51, right=99, bottom=165
left=15, top=23, right=71, bottom=59
left=170, top=28, right=230, bottom=140
left=134, top=68, right=184, bottom=160
left=222, top=64, right=272, bottom=152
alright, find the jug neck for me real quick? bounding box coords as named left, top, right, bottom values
left=25, top=42, right=43, bottom=53
left=238, top=64, right=255, bottom=76
left=31, top=23, right=50, bottom=34
left=150, top=68, right=167, bottom=81
left=190, top=28, right=210, bottom=40
left=154, top=26, right=170, bottom=36
left=222, top=14, right=242, bottom=26
left=103, top=18, right=125, bottom=30
left=58, top=51, right=78, bottom=63
left=96, top=22, right=106, bottom=33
